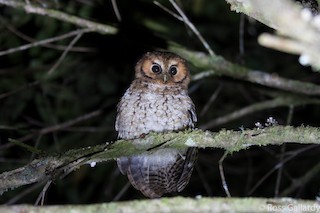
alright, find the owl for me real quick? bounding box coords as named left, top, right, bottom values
left=115, top=51, right=197, bottom=198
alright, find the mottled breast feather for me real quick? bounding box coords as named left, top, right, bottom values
left=115, top=79, right=197, bottom=140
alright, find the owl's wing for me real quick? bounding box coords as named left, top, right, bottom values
left=115, top=100, right=123, bottom=132
left=118, top=154, right=165, bottom=198
left=175, top=101, right=198, bottom=191
left=176, top=147, right=198, bottom=192
left=117, top=157, right=128, bottom=175
left=118, top=148, right=196, bottom=198
left=188, top=101, right=197, bottom=126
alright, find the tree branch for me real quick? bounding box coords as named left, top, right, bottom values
left=0, top=197, right=319, bottom=213
left=0, top=0, right=117, bottom=35
left=169, top=46, right=320, bottom=96
left=1, top=126, right=320, bottom=195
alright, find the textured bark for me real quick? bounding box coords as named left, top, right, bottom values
left=1, top=126, right=320, bottom=195
left=0, top=197, right=319, bottom=213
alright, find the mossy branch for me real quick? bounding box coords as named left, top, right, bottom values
left=0, top=0, right=117, bottom=35
left=1, top=126, right=320, bottom=195
left=0, top=197, right=319, bottom=213
left=169, top=45, right=320, bottom=96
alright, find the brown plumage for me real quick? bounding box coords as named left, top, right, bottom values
left=115, top=51, right=197, bottom=198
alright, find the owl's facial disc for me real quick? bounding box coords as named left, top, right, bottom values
left=135, top=51, right=190, bottom=87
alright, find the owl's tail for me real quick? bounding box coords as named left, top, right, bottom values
left=117, top=147, right=197, bottom=198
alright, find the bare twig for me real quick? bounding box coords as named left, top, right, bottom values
left=35, top=180, right=52, bottom=206
left=111, top=0, right=122, bottom=21
left=200, top=96, right=320, bottom=129
left=47, top=29, right=86, bottom=75
left=239, top=14, right=245, bottom=57
left=169, top=0, right=214, bottom=56
left=0, top=29, right=93, bottom=57
left=0, top=0, right=117, bottom=35
left=280, top=161, right=320, bottom=196
left=219, top=152, right=231, bottom=197
left=195, top=164, right=213, bottom=196
left=153, top=1, right=183, bottom=21
left=248, top=145, right=317, bottom=195
left=155, top=0, right=214, bottom=56
left=274, top=144, right=286, bottom=197
left=200, top=85, right=222, bottom=117
left=113, top=182, right=131, bottom=201
left=5, top=181, right=45, bottom=204
left=0, top=81, right=39, bottom=100
left=17, top=108, right=104, bottom=143
left=38, top=109, right=103, bottom=135
left=274, top=106, right=294, bottom=197
left=2, top=19, right=95, bottom=52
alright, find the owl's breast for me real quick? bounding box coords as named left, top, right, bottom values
left=116, top=84, right=196, bottom=139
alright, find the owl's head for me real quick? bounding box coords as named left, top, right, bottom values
left=135, top=51, right=190, bottom=87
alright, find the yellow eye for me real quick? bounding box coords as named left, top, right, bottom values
left=151, top=64, right=162, bottom=73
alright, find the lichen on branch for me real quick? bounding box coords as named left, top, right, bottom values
left=1, top=126, right=320, bottom=195
left=0, top=197, right=319, bottom=213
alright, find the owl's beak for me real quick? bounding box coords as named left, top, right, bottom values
left=162, top=73, right=169, bottom=84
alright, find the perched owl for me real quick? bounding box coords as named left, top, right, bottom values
left=115, top=51, right=197, bottom=198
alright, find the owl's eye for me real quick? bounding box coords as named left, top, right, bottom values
left=151, top=64, right=162, bottom=73
left=169, top=66, right=178, bottom=75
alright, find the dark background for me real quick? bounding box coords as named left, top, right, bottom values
left=0, top=0, right=320, bottom=204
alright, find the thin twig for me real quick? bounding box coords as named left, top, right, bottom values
left=248, top=145, right=317, bottom=195
left=5, top=181, right=45, bottom=204
left=35, top=180, right=52, bottom=206
left=0, top=29, right=93, bottom=57
left=1, top=18, right=95, bottom=52
left=111, top=0, right=122, bottom=21
left=153, top=1, right=183, bottom=21
left=47, top=29, right=87, bottom=75
left=113, top=182, right=131, bottom=201
left=17, top=108, right=104, bottom=143
left=219, top=151, right=231, bottom=197
left=169, top=0, right=214, bottom=56
left=160, top=0, right=214, bottom=56
left=200, top=85, right=222, bottom=117
left=280, top=161, right=320, bottom=196
left=0, top=81, right=39, bottom=100
left=274, top=144, right=286, bottom=197
left=239, top=14, right=245, bottom=57
left=0, top=0, right=117, bottom=35
left=30, top=135, right=43, bottom=162
left=274, top=106, right=294, bottom=197
left=200, top=96, right=320, bottom=129
left=195, top=164, right=213, bottom=196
